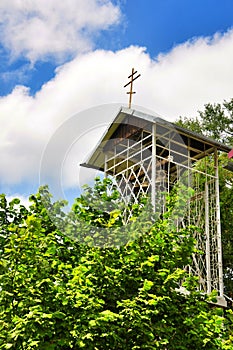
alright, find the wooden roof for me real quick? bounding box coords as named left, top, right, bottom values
left=81, top=107, right=231, bottom=172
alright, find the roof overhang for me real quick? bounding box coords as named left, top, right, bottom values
left=81, top=107, right=231, bottom=172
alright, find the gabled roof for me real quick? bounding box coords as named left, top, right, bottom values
left=81, top=107, right=231, bottom=172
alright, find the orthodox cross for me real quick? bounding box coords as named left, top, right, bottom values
left=124, top=68, right=141, bottom=109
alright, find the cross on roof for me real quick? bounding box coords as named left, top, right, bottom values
left=124, top=68, right=141, bottom=109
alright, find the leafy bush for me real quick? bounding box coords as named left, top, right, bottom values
left=0, top=179, right=232, bottom=349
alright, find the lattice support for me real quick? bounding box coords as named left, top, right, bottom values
left=82, top=108, right=229, bottom=305
left=103, top=121, right=224, bottom=300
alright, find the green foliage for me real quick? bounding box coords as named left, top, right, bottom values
left=69, top=176, right=151, bottom=247
left=177, top=98, right=233, bottom=144
left=0, top=179, right=232, bottom=349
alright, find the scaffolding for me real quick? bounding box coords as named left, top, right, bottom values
left=82, top=107, right=230, bottom=305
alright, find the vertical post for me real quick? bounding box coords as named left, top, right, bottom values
left=126, top=138, right=129, bottom=198
left=104, top=154, right=108, bottom=178
left=205, top=181, right=211, bottom=294
left=187, top=139, right=191, bottom=227
left=113, top=143, right=116, bottom=176
left=151, top=124, right=156, bottom=210
left=167, top=133, right=171, bottom=195
left=214, top=148, right=224, bottom=297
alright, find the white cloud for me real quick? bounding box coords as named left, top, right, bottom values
left=136, top=30, right=233, bottom=118
left=0, top=0, right=121, bottom=62
left=1, top=29, right=233, bottom=196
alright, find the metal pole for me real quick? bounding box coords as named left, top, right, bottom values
left=151, top=124, right=156, bottom=210
left=205, top=181, right=211, bottom=294
left=214, top=148, right=224, bottom=297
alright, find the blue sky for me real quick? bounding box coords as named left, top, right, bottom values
left=0, top=0, right=233, bottom=205
left=1, top=0, right=233, bottom=96
left=123, top=0, right=233, bottom=52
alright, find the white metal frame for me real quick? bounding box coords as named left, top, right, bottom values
left=103, top=119, right=225, bottom=300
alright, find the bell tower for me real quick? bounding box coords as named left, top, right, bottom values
left=82, top=106, right=230, bottom=306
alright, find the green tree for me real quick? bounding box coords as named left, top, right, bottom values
left=177, top=99, right=233, bottom=143
left=177, top=98, right=233, bottom=298
left=0, top=180, right=232, bottom=349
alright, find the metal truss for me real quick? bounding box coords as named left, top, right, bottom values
left=103, top=120, right=224, bottom=300
left=82, top=108, right=229, bottom=305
